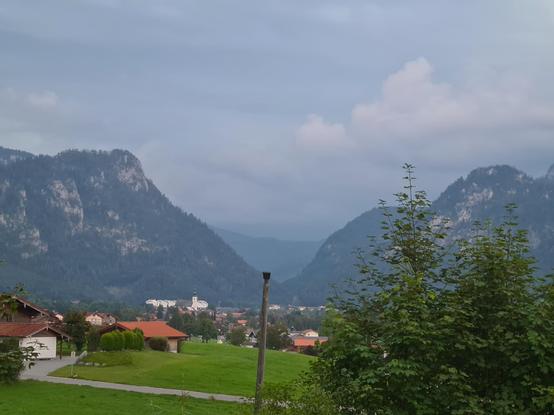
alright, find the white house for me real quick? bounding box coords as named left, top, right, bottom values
left=145, top=299, right=177, bottom=309
left=0, top=322, right=70, bottom=359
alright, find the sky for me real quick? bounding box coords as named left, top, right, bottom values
left=1, top=0, right=554, bottom=240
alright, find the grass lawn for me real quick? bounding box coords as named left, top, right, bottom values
left=0, top=381, right=249, bottom=415
left=51, top=342, right=313, bottom=397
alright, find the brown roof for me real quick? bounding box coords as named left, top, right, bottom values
left=0, top=322, right=70, bottom=339
left=113, top=321, right=187, bottom=339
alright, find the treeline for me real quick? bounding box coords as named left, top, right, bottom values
left=167, top=309, right=217, bottom=342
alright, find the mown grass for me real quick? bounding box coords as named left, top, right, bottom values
left=0, top=381, right=249, bottom=415
left=81, top=351, right=134, bottom=366
left=51, top=342, right=313, bottom=397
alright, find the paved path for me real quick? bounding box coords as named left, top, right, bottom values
left=21, top=359, right=248, bottom=404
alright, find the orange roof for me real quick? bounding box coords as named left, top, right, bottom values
left=116, top=321, right=187, bottom=339
left=293, top=336, right=328, bottom=347
left=0, top=322, right=69, bottom=339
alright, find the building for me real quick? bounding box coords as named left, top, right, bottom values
left=183, top=292, right=209, bottom=312
left=289, top=329, right=327, bottom=352
left=3, top=296, right=62, bottom=325
left=0, top=322, right=70, bottom=359
left=145, top=299, right=177, bottom=309
left=101, top=321, right=188, bottom=352
left=85, top=312, right=116, bottom=326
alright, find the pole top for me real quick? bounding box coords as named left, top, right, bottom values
left=262, top=272, right=271, bottom=280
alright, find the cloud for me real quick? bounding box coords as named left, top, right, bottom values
left=298, top=57, right=554, bottom=168
left=295, top=114, right=349, bottom=151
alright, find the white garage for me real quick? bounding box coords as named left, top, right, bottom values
left=0, top=322, right=70, bottom=359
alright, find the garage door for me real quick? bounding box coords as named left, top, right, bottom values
left=20, top=336, right=57, bottom=359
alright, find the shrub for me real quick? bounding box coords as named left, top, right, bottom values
left=133, top=328, right=144, bottom=350
left=0, top=338, right=39, bottom=384
left=148, top=336, right=168, bottom=351
left=113, top=331, right=125, bottom=351
left=100, top=332, right=114, bottom=351
left=122, top=331, right=134, bottom=350
left=86, top=327, right=101, bottom=352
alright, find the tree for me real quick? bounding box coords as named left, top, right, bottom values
left=0, top=285, right=39, bottom=383
left=227, top=326, right=246, bottom=346
left=64, top=311, right=90, bottom=352
left=198, top=318, right=217, bottom=343
left=86, top=327, right=101, bottom=352
left=264, top=323, right=291, bottom=351
left=310, top=165, right=554, bottom=414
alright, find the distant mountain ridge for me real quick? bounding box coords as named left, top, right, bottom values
left=212, top=227, right=322, bottom=282
left=285, top=164, right=554, bottom=305
left=0, top=146, right=280, bottom=305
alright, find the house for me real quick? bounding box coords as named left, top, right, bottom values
left=85, top=312, right=116, bottom=326
left=101, top=321, right=188, bottom=352
left=290, top=329, right=319, bottom=338
left=290, top=336, right=328, bottom=352
left=3, top=296, right=62, bottom=325
left=0, top=322, right=70, bottom=359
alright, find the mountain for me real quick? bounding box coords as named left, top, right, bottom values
left=0, top=147, right=278, bottom=305
left=0, top=146, right=33, bottom=166
left=212, top=227, right=322, bottom=282
left=286, top=164, right=554, bottom=305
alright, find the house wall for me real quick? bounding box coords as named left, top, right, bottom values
left=167, top=339, right=179, bottom=353
left=19, top=334, right=57, bottom=359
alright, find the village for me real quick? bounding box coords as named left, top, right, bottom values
left=0, top=291, right=328, bottom=360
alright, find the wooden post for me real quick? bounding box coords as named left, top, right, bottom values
left=254, top=271, right=271, bottom=415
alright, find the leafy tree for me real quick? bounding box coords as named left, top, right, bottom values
left=86, top=327, right=101, bottom=352
left=64, top=311, right=90, bottom=352
left=0, top=284, right=25, bottom=321
left=156, top=305, right=165, bottom=320
left=198, top=318, right=217, bottom=343
left=264, top=323, right=291, bottom=351
left=310, top=165, right=554, bottom=414
left=227, top=326, right=246, bottom=346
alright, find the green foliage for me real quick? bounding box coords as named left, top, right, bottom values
left=168, top=310, right=217, bottom=341
left=227, top=326, right=246, bottom=346
left=0, top=338, right=39, bottom=384
left=86, top=327, right=101, bottom=352
left=148, top=336, right=168, bottom=351
left=260, top=380, right=338, bottom=415
left=311, top=165, right=554, bottom=414
left=0, top=285, right=25, bottom=322
left=63, top=311, right=90, bottom=352
left=264, top=323, right=291, bottom=351
left=132, top=328, right=144, bottom=350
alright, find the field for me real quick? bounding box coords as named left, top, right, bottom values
left=51, top=342, right=313, bottom=396
left=0, top=381, right=248, bottom=415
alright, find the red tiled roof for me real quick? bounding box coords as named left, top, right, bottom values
left=293, top=336, right=328, bottom=347
left=116, top=321, right=187, bottom=339
left=0, top=322, right=69, bottom=338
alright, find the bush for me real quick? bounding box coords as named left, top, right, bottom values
left=122, top=331, right=134, bottom=350
left=86, top=327, right=101, bottom=352
left=113, top=331, right=125, bottom=351
left=133, top=329, right=144, bottom=350
left=227, top=326, right=246, bottom=346
left=0, top=338, right=39, bottom=384
left=148, top=336, right=168, bottom=351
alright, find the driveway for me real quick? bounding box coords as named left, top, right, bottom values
left=21, top=356, right=78, bottom=378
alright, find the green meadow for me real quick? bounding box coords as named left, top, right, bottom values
left=0, top=381, right=248, bottom=415
left=51, top=342, right=313, bottom=396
